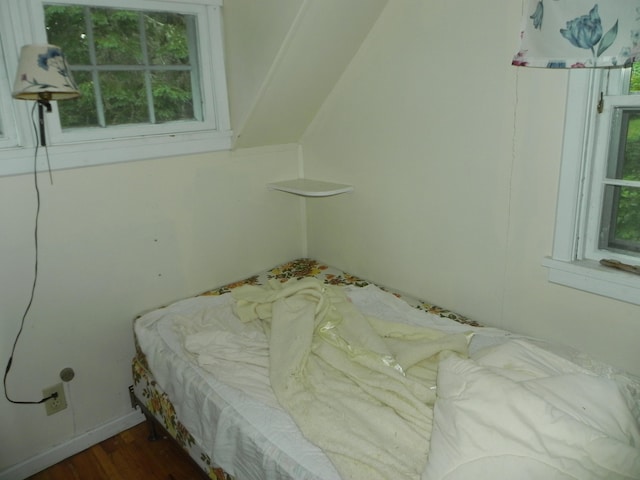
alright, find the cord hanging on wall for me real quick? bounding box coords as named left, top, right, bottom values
left=3, top=44, right=80, bottom=406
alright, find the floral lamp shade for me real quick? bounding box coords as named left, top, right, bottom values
left=12, top=44, right=80, bottom=100
left=513, top=0, right=640, bottom=68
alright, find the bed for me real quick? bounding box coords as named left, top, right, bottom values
left=130, top=258, right=640, bottom=480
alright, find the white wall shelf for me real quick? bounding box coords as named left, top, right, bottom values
left=267, top=179, right=354, bottom=197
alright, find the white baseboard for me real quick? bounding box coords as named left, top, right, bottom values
left=0, top=409, right=145, bottom=480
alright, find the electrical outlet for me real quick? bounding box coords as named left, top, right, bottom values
left=43, top=383, right=67, bottom=416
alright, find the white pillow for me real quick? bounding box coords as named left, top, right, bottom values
left=472, top=338, right=594, bottom=380
left=423, top=350, right=640, bottom=480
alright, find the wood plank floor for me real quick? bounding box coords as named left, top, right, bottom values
left=27, top=421, right=209, bottom=480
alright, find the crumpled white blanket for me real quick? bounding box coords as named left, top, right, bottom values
left=174, top=297, right=280, bottom=408
left=229, top=277, right=470, bottom=480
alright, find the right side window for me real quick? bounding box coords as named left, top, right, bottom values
left=544, top=67, right=640, bottom=306
left=587, top=67, right=640, bottom=259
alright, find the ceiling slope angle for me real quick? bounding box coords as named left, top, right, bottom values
left=225, top=0, right=389, bottom=149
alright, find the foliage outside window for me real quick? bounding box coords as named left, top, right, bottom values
left=44, top=5, right=201, bottom=129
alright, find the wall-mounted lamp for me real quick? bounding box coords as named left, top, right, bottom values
left=3, top=45, right=80, bottom=408
left=12, top=44, right=80, bottom=146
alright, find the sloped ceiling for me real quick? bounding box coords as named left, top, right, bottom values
left=223, top=0, right=389, bottom=149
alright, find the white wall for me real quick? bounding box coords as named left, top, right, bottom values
left=301, top=1, right=640, bottom=376
left=224, top=0, right=388, bottom=149
left=0, top=144, right=303, bottom=472
left=223, top=0, right=303, bottom=137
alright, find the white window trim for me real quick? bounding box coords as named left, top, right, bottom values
left=0, top=1, right=23, bottom=150
left=0, top=0, right=231, bottom=177
left=0, top=37, right=18, bottom=150
left=543, top=69, right=640, bottom=306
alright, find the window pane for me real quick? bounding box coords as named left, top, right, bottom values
left=101, top=71, right=148, bottom=125
left=145, top=13, right=190, bottom=65
left=608, top=109, right=640, bottom=181
left=44, top=5, right=91, bottom=65
left=57, top=71, right=99, bottom=128
left=621, top=111, right=640, bottom=181
left=151, top=71, right=194, bottom=122
left=630, top=63, right=640, bottom=94
left=600, top=185, right=640, bottom=254
left=92, top=8, right=142, bottom=65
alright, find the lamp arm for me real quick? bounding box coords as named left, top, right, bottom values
left=37, top=100, right=52, bottom=147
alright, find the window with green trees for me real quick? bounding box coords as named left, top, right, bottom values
left=599, top=65, right=640, bottom=255
left=44, top=5, right=201, bottom=129
left=0, top=0, right=230, bottom=176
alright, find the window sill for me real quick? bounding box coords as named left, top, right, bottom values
left=0, top=129, right=232, bottom=177
left=542, top=257, right=640, bottom=306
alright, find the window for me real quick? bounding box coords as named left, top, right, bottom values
left=0, top=31, right=19, bottom=149
left=590, top=67, right=640, bottom=257
left=0, top=0, right=230, bottom=176
left=544, top=67, right=640, bottom=305
left=44, top=5, right=202, bottom=129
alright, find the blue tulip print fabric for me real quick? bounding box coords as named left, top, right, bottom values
left=513, top=0, right=640, bottom=68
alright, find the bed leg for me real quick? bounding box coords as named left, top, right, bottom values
left=145, top=414, right=161, bottom=442
left=128, top=385, right=161, bottom=441
left=128, top=385, right=137, bottom=409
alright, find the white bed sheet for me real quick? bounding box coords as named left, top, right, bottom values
left=136, top=292, right=339, bottom=480
left=134, top=283, right=640, bottom=480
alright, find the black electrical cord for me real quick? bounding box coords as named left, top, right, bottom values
left=3, top=102, right=57, bottom=405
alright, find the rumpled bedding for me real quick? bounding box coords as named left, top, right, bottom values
left=423, top=340, right=640, bottom=479
left=142, top=273, right=640, bottom=480
left=229, top=277, right=469, bottom=480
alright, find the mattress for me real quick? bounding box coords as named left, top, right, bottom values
left=131, top=258, right=640, bottom=480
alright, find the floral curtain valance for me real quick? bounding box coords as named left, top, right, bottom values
left=513, top=0, right=640, bottom=68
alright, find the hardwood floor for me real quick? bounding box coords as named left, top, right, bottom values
left=27, top=421, right=209, bottom=480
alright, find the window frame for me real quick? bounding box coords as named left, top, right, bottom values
left=543, top=69, right=640, bottom=306
left=0, top=0, right=231, bottom=177
left=47, top=5, right=205, bottom=129
left=0, top=3, right=22, bottom=150
left=588, top=97, right=640, bottom=256
left=0, top=33, right=17, bottom=149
